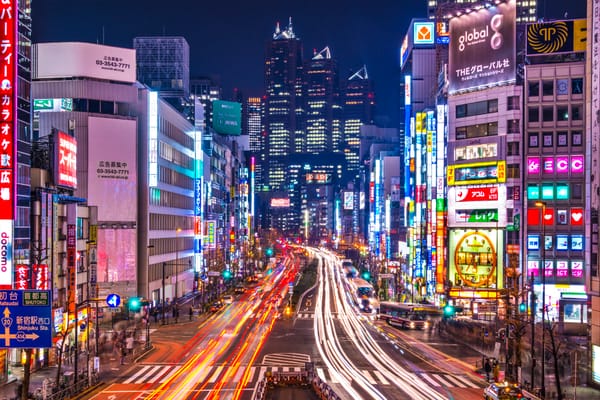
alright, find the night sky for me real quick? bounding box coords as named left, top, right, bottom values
left=32, top=0, right=587, bottom=126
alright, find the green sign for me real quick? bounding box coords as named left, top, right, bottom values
left=213, top=100, right=241, bottom=136
left=466, top=209, right=498, bottom=223
left=33, top=99, right=53, bottom=110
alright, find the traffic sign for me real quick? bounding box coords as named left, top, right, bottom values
left=106, top=293, right=121, bottom=308
left=0, top=290, right=52, bottom=349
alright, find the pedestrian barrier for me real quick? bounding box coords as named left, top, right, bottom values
left=252, top=369, right=342, bottom=400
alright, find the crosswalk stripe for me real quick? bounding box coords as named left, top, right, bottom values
left=420, top=373, right=441, bottom=387
left=452, top=374, right=475, bottom=387
left=373, top=370, right=390, bottom=385
left=124, top=365, right=151, bottom=384
left=137, top=365, right=162, bottom=384
left=362, top=370, right=377, bottom=385
left=257, top=366, right=267, bottom=382
left=316, top=367, right=327, bottom=382
left=208, top=365, right=224, bottom=383
left=443, top=374, right=467, bottom=388
left=159, top=365, right=180, bottom=383
left=432, top=373, right=454, bottom=387
left=233, top=365, right=246, bottom=383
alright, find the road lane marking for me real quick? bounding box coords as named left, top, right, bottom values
left=362, top=370, right=377, bottom=385
left=373, top=370, right=390, bottom=385
left=420, top=373, right=441, bottom=387
left=137, top=365, right=162, bottom=383
left=124, top=365, right=151, bottom=384
left=208, top=365, right=224, bottom=383
left=443, top=374, right=467, bottom=388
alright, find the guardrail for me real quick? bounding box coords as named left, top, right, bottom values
left=252, top=369, right=341, bottom=400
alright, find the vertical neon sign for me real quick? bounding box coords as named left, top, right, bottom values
left=0, top=0, right=16, bottom=289
left=148, top=91, right=158, bottom=187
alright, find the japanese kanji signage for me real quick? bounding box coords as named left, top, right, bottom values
left=0, top=1, right=15, bottom=290
left=55, top=131, right=77, bottom=189
left=0, top=290, right=52, bottom=349
left=448, top=0, right=516, bottom=94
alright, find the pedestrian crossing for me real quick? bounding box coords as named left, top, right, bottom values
left=123, top=363, right=481, bottom=389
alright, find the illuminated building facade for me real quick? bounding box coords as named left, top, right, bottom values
left=427, top=0, right=537, bottom=23
left=523, top=19, right=589, bottom=330
left=264, top=19, right=304, bottom=191
left=301, top=46, right=342, bottom=154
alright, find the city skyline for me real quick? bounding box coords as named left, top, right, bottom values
left=32, top=1, right=586, bottom=126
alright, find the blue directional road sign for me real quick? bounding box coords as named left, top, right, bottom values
left=106, top=293, right=121, bottom=308
left=0, top=290, right=52, bottom=349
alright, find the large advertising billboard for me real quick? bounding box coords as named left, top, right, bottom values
left=448, top=228, right=504, bottom=290
left=33, top=42, right=136, bottom=83
left=54, top=131, right=77, bottom=189
left=448, top=0, right=516, bottom=94
left=526, top=19, right=587, bottom=55
left=87, top=117, right=137, bottom=222
left=212, top=100, right=241, bottom=136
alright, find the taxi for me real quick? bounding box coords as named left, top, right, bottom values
left=483, top=382, right=529, bottom=400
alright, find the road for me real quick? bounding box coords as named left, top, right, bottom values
left=87, top=249, right=488, bottom=399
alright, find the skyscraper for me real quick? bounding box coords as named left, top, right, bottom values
left=343, top=65, right=375, bottom=177
left=134, top=36, right=191, bottom=113
left=264, top=18, right=303, bottom=191
left=302, top=46, right=342, bottom=154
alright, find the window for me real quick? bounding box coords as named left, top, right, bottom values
left=557, top=131, right=568, bottom=147
left=455, top=99, right=498, bottom=118
left=557, top=105, right=569, bottom=121
left=88, top=99, right=100, bottom=113
left=508, top=119, right=520, bottom=134
left=542, top=80, right=554, bottom=96
left=572, top=183, right=583, bottom=200
left=556, top=79, right=569, bottom=95
left=455, top=122, right=498, bottom=139
left=528, top=132, right=539, bottom=147
left=571, top=104, right=583, bottom=120
left=507, top=95, right=520, bottom=110
left=528, top=81, right=540, bottom=97
left=528, top=107, right=539, bottom=122
left=456, top=104, right=466, bottom=118
left=542, top=106, right=554, bottom=122
left=572, top=131, right=583, bottom=146
left=543, top=132, right=553, bottom=147
left=507, top=141, right=520, bottom=156
left=572, top=78, right=583, bottom=94
left=507, top=164, right=520, bottom=179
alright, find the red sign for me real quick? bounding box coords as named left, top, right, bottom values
left=15, top=264, right=28, bottom=290
left=455, top=186, right=499, bottom=202
left=543, top=208, right=554, bottom=225
left=571, top=208, right=584, bottom=225
left=33, top=264, right=49, bottom=290
left=0, top=1, right=16, bottom=220
left=56, top=131, right=77, bottom=189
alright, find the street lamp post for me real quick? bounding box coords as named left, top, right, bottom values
left=162, top=262, right=166, bottom=325
left=535, top=201, right=546, bottom=398
left=175, top=228, right=181, bottom=302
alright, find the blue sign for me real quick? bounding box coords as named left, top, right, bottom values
left=0, top=290, right=52, bottom=349
left=106, top=294, right=121, bottom=308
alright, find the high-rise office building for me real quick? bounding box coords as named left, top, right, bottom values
left=302, top=46, right=342, bottom=154
left=264, top=18, right=304, bottom=191
left=343, top=65, right=375, bottom=177
left=134, top=36, right=191, bottom=113
left=427, top=0, right=537, bottom=23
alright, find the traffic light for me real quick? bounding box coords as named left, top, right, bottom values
left=443, top=304, right=455, bottom=318
left=361, top=269, right=371, bottom=281
left=222, top=269, right=232, bottom=279
left=519, top=302, right=527, bottom=313
left=265, top=247, right=274, bottom=257
left=128, top=297, right=141, bottom=312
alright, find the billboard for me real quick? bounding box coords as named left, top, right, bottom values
left=448, top=229, right=504, bottom=290
left=526, top=19, right=587, bottom=55
left=54, top=131, right=77, bottom=189
left=343, top=192, right=354, bottom=210
left=270, top=198, right=290, bottom=208
left=88, top=117, right=137, bottom=222
left=212, top=100, right=241, bottom=135
left=97, top=228, right=137, bottom=283
left=447, top=161, right=506, bottom=185
left=33, top=42, right=136, bottom=83
left=413, top=21, right=435, bottom=45
left=448, top=0, right=516, bottom=94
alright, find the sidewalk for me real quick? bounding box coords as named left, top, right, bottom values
left=0, top=293, right=207, bottom=400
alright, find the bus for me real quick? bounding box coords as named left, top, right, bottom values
left=378, top=302, right=442, bottom=330
left=346, top=277, right=379, bottom=313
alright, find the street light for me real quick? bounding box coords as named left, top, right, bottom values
left=162, top=262, right=166, bottom=325
left=175, top=228, right=181, bottom=302
left=535, top=200, right=547, bottom=398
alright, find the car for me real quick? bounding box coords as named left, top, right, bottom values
left=222, top=295, right=234, bottom=304
left=483, top=382, right=529, bottom=400
left=209, top=301, right=224, bottom=312
left=234, top=285, right=245, bottom=294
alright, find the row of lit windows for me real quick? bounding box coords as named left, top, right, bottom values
left=527, top=130, right=583, bottom=148
left=149, top=187, right=195, bottom=210
left=527, top=78, right=584, bottom=98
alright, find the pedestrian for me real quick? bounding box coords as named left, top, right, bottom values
left=189, top=307, right=193, bottom=321
left=493, top=360, right=500, bottom=382
left=120, top=343, right=127, bottom=365
left=484, top=358, right=492, bottom=381
left=125, top=333, right=134, bottom=355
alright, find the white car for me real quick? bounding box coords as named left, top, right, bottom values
left=222, top=295, right=234, bottom=304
